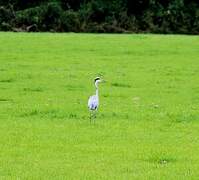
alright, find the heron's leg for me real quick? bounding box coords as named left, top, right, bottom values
left=95, top=111, right=97, bottom=119
left=89, top=110, right=92, bottom=123
left=90, top=110, right=94, bottom=123
left=93, top=109, right=97, bottom=120
left=95, top=108, right=98, bottom=118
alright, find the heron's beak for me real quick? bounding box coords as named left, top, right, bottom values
left=101, top=80, right=106, bottom=83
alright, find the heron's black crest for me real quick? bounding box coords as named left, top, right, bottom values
left=94, top=77, right=100, bottom=82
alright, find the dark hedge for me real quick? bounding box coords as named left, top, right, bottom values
left=0, top=0, right=198, bottom=34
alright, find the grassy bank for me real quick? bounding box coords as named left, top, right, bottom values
left=0, top=33, right=199, bottom=179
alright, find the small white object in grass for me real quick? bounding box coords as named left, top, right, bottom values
left=155, top=105, right=159, bottom=108
left=151, top=103, right=159, bottom=108
left=132, top=97, right=140, bottom=107
left=133, top=97, right=140, bottom=101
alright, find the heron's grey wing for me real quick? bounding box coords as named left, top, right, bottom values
left=88, top=95, right=98, bottom=110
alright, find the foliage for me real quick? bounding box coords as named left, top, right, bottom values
left=0, top=0, right=198, bottom=33
left=41, top=3, right=63, bottom=31
left=0, top=6, right=14, bottom=31
left=60, top=10, right=80, bottom=32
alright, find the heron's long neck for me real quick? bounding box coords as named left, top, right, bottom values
left=95, top=83, right=99, bottom=98
left=96, top=88, right=99, bottom=97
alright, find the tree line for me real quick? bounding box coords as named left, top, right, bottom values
left=0, top=0, right=198, bottom=34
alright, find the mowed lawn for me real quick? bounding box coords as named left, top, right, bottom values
left=0, top=32, right=199, bottom=179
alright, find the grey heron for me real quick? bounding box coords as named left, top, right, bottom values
left=88, top=77, right=103, bottom=121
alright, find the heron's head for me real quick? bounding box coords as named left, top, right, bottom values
left=94, top=77, right=103, bottom=87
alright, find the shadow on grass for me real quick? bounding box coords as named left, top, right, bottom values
left=0, top=79, right=14, bottom=83
left=167, top=113, right=199, bottom=123
left=0, top=98, right=12, bottom=102
left=0, top=68, right=6, bottom=71
left=97, top=112, right=130, bottom=120
left=23, top=87, right=43, bottom=92
left=64, top=85, right=84, bottom=91
left=20, top=109, right=78, bottom=119
left=111, top=82, right=131, bottom=88
left=19, top=109, right=130, bottom=121
left=146, top=154, right=177, bottom=165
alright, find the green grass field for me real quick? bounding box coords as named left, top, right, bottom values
left=0, top=32, right=199, bottom=179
